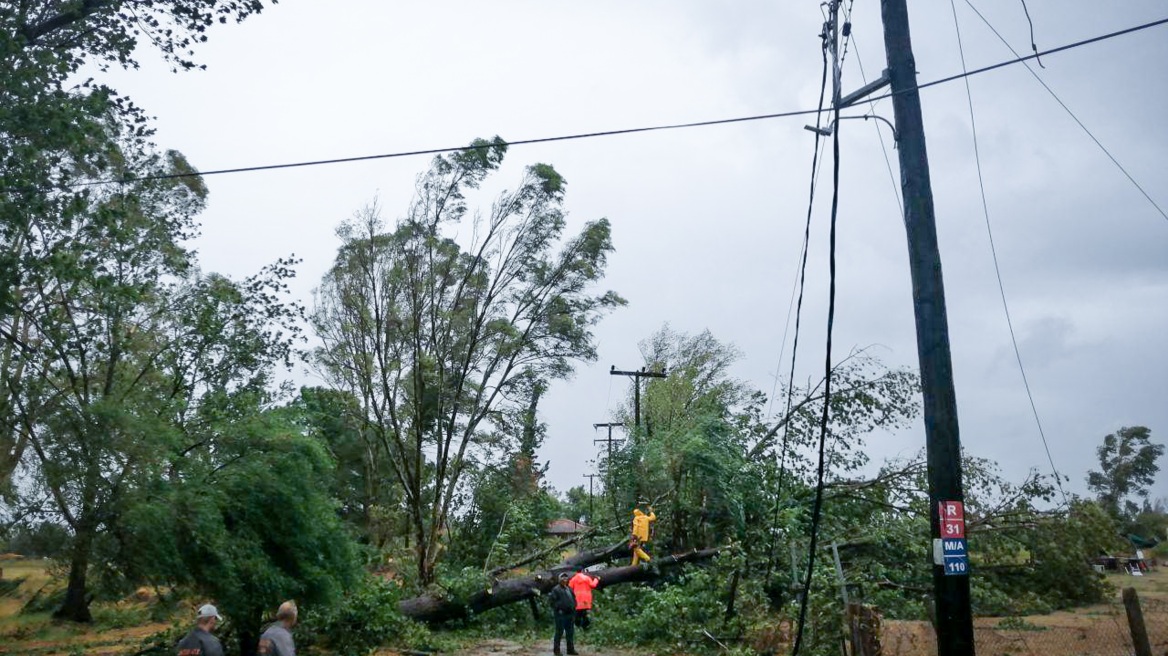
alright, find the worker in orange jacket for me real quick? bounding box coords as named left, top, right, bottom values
left=630, top=505, right=656, bottom=566
left=568, top=569, right=600, bottom=629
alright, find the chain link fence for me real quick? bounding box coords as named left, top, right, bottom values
left=880, top=596, right=1167, bottom=656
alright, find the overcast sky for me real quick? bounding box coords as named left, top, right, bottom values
left=102, top=0, right=1168, bottom=502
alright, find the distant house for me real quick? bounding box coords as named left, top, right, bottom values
left=546, top=518, right=587, bottom=535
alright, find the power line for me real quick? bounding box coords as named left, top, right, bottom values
left=904, top=15, right=1168, bottom=98
left=765, top=31, right=830, bottom=583
left=792, top=2, right=845, bottom=651
left=947, top=0, right=1070, bottom=506
left=5, top=15, right=1165, bottom=194
left=1017, top=0, right=1045, bottom=68
left=962, top=1, right=1168, bottom=223
left=850, top=32, right=904, bottom=215
left=790, top=52, right=843, bottom=656
left=763, top=138, right=823, bottom=419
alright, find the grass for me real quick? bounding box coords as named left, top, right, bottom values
left=0, top=557, right=175, bottom=656
left=1109, top=566, right=1168, bottom=599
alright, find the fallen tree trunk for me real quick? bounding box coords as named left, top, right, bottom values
left=398, top=546, right=724, bottom=623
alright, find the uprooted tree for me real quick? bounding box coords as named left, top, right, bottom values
left=398, top=538, right=726, bottom=623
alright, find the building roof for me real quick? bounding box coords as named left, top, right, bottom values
left=546, top=518, right=587, bottom=535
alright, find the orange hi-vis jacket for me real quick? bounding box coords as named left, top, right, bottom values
left=631, top=508, right=656, bottom=542
left=568, top=572, right=599, bottom=609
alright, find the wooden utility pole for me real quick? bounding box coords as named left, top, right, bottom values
left=879, top=0, right=974, bottom=653
left=593, top=422, right=625, bottom=516
left=609, top=366, right=667, bottom=429
left=583, top=473, right=600, bottom=525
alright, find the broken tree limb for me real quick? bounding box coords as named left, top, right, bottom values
left=553, top=539, right=631, bottom=571
left=486, top=529, right=596, bottom=577
left=486, top=523, right=624, bottom=578
left=398, top=546, right=725, bottom=623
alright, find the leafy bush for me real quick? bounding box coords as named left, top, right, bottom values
left=91, top=603, right=151, bottom=630
left=583, top=563, right=760, bottom=654
left=299, top=575, right=430, bottom=655
left=996, top=616, right=1047, bottom=631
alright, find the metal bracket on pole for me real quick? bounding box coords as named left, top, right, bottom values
left=839, top=70, right=891, bottom=109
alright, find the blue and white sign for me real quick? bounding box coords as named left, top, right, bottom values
left=941, top=538, right=968, bottom=576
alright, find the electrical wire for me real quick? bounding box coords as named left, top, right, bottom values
left=850, top=32, right=904, bottom=215
left=947, top=0, right=1070, bottom=507
left=962, top=1, right=1168, bottom=223
left=4, top=15, right=1165, bottom=195
left=764, top=32, right=831, bottom=583
left=764, top=136, right=826, bottom=419
left=790, top=34, right=844, bottom=656
left=1018, top=0, right=1045, bottom=68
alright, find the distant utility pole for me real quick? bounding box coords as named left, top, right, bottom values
left=593, top=422, right=625, bottom=469
left=609, top=366, right=667, bottom=429
left=877, top=0, right=974, bottom=653
left=583, top=473, right=600, bottom=525
left=593, top=422, right=625, bottom=516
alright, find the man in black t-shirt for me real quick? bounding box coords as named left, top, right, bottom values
left=177, top=604, right=224, bottom=656
left=548, top=573, right=578, bottom=656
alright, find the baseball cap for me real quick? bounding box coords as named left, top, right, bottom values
left=197, top=604, right=222, bottom=620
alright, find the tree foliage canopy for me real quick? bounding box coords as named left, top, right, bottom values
left=1087, top=425, right=1164, bottom=521
left=310, top=138, right=624, bottom=583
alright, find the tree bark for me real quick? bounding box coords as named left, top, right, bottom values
left=398, top=545, right=723, bottom=623
left=54, top=525, right=94, bottom=622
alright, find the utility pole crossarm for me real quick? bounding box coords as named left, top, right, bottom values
left=610, top=366, right=667, bottom=430
left=608, top=368, right=667, bottom=378
left=839, top=70, right=891, bottom=108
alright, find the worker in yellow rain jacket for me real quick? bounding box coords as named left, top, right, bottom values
left=629, top=505, right=656, bottom=566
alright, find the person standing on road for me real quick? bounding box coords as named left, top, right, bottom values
left=177, top=604, right=225, bottom=656
left=548, top=572, right=578, bottom=655
left=257, top=601, right=298, bottom=656
left=568, top=569, right=600, bottom=630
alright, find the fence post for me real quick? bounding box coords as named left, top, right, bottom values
left=846, top=602, right=882, bottom=656
left=1123, top=587, right=1153, bottom=656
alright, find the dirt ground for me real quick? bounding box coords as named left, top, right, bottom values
left=882, top=568, right=1168, bottom=656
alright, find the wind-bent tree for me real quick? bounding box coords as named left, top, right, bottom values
left=1087, top=425, right=1164, bottom=521
left=1, top=0, right=281, bottom=491
left=2, top=129, right=302, bottom=620
left=311, top=138, right=624, bottom=584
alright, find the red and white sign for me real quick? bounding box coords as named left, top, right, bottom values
left=939, top=500, right=965, bottom=538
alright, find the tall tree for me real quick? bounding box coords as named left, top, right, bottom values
left=2, top=131, right=301, bottom=621
left=1087, top=425, right=1164, bottom=520
left=0, top=0, right=280, bottom=502
left=310, top=138, right=624, bottom=584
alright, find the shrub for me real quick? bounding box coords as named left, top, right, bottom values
left=299, top=575, right=430, bottom=656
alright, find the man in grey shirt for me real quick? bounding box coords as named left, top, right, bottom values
left=257, top=601, right=298, bottom=656
left=177, top=604, right=225, bottom=656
